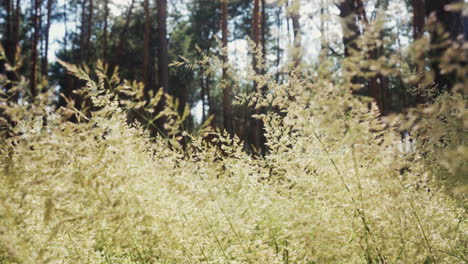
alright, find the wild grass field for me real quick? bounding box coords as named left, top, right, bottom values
left=1, top=39, right=467, bottom=263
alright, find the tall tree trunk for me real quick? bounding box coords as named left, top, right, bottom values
left=426, top=0, right=465, bottom=94
left=338, top=0, right=388, bottom=113
left=13, top=0, right=20, bottom=54
left=289, top=0, right=301, bottom=68
left=155, top=0, right=169, bottom=133
left=200, top=75, right=206, bottom=122
left=337, top=0, right=360, bottom=57
left=252, top=0, right=261, bottom=75
left=3, top=0, right=13, bottom=64
left=41, top=0, right=53, bottom=81
left=221, top=0, right=233, bottom=134
left=411, top=0, right=426, bottom=104
left=30, top=0, right=41, bottom=97
left=63, top=0, right=67, bottom=50
left=251, top=0, right=264, bottom=153
left=86, top=0, right=93, bottom=62
left=79, top=0, right=87, bottom=63
left=103, top=0, right=109, bottom=61
left=143, top=0, right=150, bottom=87
left=157, top=0, right=169, bottom=94
left=117, top=0, right=135, bottom=67
left=261, top=0, right=267, bottom=72
left=275, top=5, right=282, bottom=82
left=412, top=0, right=425, bottom=40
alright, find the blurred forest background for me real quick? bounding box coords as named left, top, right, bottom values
left=0, top=0, right=467, bottom=149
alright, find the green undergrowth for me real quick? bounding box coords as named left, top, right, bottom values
left=0, top=37, right=467, bottom=263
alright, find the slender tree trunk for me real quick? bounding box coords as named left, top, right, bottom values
left=251, top=0, right=265, bottom=152
left=206, top=75, right=213, bottom=117
left=12, top=0, right=20, bottom=55
left=80, top=0, right=87, bottom=63
left=275, top=6, right=281, bottom=82
left=117, top=0, right=135, bottom=66
left=41, top=0, right=53, bottom=81
left=30, top=0, right=41, bottom=97
left=86, top=0, right=93, bottom=62
left=411, top=0, right=426, bottom=104
left=4, top=0, right=12, bottom=60
left=252, top=0, right=261, bottom=75
left=143, top=0, right=150, bottom=87
left=103, top=0, right=109, bottom=61
left=157, top=0, right=169, bottom=94
left=261, top=0, right=267, bottom=72
left=289, top=0, right=301, bottom=68
left=221, top=0, right=233, bottom=134
left=63, top=0, right=67, bottom=50
left=200, top=75, right=206, bottom=122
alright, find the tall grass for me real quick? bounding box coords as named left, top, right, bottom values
left=0, top=30, right=466, bottom=263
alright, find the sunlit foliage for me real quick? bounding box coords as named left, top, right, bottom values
left=0, top=19, right=466, bottom=263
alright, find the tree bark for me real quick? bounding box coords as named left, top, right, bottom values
left=426, top=0, right=465, bottom=94
left=275, top=5, right=282, bottom=82
left=251, top=0, right=265, bottom=153
left=337, top=0, right=360, bottom=57
left=261, top=0, right=267, bottom=72
left=412, top=0, right=425, bottom=40
left=426, top=0, right=465, bottom=41
left=157, top=0, right=169, bottom=94
left=30, top=0, right=41, bottom=97
left=63, top=0, right=67, bottom=50
left=143, top=0, right=150, bottom=87
left=221, top=0, right=233, bottom=134
left=79, top=0, right=87, bottom=63
left=86, top=0, right=93, bottom=61
left=411, top=0, right=426, bottom=104
left=41, top=0, right=53, bottom=81
left=200, top=75, right=206, bottom=122
left=3, top=0, right=12, bottom=62
left=103, top=0, right=109, bottom=61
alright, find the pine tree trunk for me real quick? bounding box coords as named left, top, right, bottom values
left=275, top=5, right=282, bottom=82
left=221, top=0, right=233, bottom=134
left=86, top=0, right=93, bottom=61
left=426, top=0, right=465, bottom=94
left=103, top=0, right=109, bottom=61
left=290, top=0, right=301, bottom=68
left=80, top=0, right=87, bottom=63
left=63, top=0, right=67, bottom=50
left=200, top=75, right=206, bottom=123
left=412, top=0, right=425, bottom=40
left=143, top=0, right=150, bottom=88
left=117, top=0, right=135, bottom=67
left=3, top=0, right=14, bottom=64
left=337, top=0, right=360, bottom=57
left=42, top=0, right=53, bottom=81
left=251, top=0, right=265, bottom=153
left=30, top=0, right=41, bottom=97
left=157, top=0, right=169, bottom=94
left=13, top=0, right=20, bottom=55
left=261, top=0, right=267, bottom=72
left=411, top=0, right=426, bottom=104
